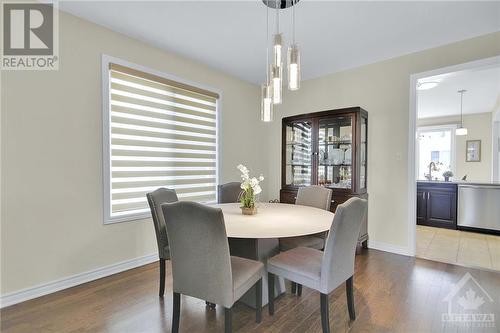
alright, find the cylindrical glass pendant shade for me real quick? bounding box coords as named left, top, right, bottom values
left=261, top=83, right=273, bottom=122
left=273, top=33, right=283, bottom=67
left=456, top=127, right=468, bottom=136
left=271, top=65, right=282, bottom=105
left=287, top=43, right=300, bottom=91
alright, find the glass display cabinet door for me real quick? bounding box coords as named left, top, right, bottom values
left=317, top=116, right=353, bottom=189
left=360, top=116, right=367, bottom=189
left=285, top=121, right=312, bottom=186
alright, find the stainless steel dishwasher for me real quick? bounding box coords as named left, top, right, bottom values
left=457, top=184, right=500, bottom=231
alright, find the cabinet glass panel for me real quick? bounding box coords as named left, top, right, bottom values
left=360, top=116, right=367, bottom=189
left=318, top=116, right=353, bottom=189
left=285, top=121, right=312, bottom=186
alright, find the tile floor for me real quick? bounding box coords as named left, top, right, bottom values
left=416, top=225, right=500, bottom=271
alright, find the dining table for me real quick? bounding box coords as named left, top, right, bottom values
left=210, top=202, right=334, bottom=308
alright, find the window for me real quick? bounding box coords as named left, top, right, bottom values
left=102, top=56, right=219, bottom=224
left=430, top=151, right=440, bottom=162
left=416, top=125, right=455, bottom=181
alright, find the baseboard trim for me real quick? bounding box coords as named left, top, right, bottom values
left=368, top=241, right=411, bottom=257
left=0, top=253, right=158, bottom=308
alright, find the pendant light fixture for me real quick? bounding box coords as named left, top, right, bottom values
left=261, top=2, right=273, bottom=122
left=287, top=0, right=300, bottom=90
left=261, top=0, right=301, bottom=121
left=271, top=1, right=283, bottom=104
left=456, top=89, right=468, bottom=136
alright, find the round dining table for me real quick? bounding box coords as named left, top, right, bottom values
left=210, top=202, right=334, bottom=307
left=212, top=202, right=335, bottom=238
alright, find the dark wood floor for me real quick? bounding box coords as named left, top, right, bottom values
left=1, top=249, right=499, bottom=333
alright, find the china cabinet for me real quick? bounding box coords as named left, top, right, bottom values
left=280, top=107, right=368, bottom=248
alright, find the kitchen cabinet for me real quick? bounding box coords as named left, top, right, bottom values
left=416, top=182, right=457, bottom=229
left=280, top=107, right=368, bottom=248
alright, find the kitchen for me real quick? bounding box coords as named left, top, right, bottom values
left=415, top=64, right=500, bottom=271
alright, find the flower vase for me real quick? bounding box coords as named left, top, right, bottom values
left=241, top=207, right=257, bottom=215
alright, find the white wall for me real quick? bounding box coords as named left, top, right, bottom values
left=1, top=12, right=266, bottom=294
left=417, top=113, right=493, bottom=182
left=265, top=32, right=500, bottom=250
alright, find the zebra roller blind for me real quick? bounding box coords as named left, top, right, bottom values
left=105, top=62, right=219, bottom=222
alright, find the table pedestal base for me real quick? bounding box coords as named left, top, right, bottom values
left=228, top=238, right=286, bottom=308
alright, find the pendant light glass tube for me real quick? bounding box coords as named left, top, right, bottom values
left=288, top=1, right=300, bottom=90
left=261, top=1, right=273, bottom=122
left=271, top=1, right=283, bottom=104
left=271, top=64, right=282, bottom=104
left=456, top=90, right=468, bottom=136
left=273, top=1, right=283, bottom=67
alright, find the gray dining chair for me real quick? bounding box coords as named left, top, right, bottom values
left=217, top=182, right=243, bottom=203
left=161, top=201, right=264, bottom=333
left=279, top=185, right=332, bottom=295
left=146, top=187, right=179, bottom=297
left=267, top=197, right=368, bottom=333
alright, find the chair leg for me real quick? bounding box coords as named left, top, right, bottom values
left=320, top=293, right=330, bottom=333
left=346, top=276, right=356, bottom=321
left=172, top=292, right=180, bottom=333
left=159, top=258, right=166, bottom=297
left=297, top=284, right=302, bottom=297
left=267, top=272, right=275, bottom=315
left=255, top=278, right=262, bottom=323
left=291, top=281, right=297, bottom=294
left=224, top=307, right=232, bottom=333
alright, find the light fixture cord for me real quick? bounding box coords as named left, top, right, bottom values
left=460, top=92, right=463, bottom=126
left=276, top=0, right=279, bottom=33
left=292, top=0, right=295, bottom=43
left=266, top=2, right=269, bottom=84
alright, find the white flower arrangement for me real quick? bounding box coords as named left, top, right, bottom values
left=237, top=164, right=264, bottom=209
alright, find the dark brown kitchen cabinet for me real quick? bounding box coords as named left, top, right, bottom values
left=280, top=107, right=368, bottom=248
left=416, top=182, right=457, bottom=229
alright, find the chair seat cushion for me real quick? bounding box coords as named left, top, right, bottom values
left=231, top=256, right=264, bottom=302
left=267, top=247, right=323, bottom=290
left=279, top=235, right=325, bottom=252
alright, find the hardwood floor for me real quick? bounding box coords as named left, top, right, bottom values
left=1, top=249, right=499, bottom=333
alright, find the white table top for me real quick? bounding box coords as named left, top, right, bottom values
left=210, top=202, right=334, bottom=239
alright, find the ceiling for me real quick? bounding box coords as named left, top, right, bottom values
left=417, top=66, right=500, bottom=119
left=59, top=1, right=500, bottom=84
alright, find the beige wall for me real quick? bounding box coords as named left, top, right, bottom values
left=265, top=32, right=500, bottom=249
left=1, top=12, right=266, bottom=294
left=417, top=113, right=493, bottom=182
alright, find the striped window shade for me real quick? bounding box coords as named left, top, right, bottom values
left=104, top=61, right=219, bottom=223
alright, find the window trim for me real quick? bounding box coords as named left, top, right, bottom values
left=416, top=124, right=457, bottom=180
left=101, top=54, right=221, bottom=224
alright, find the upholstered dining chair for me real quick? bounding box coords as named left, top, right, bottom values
left=161, top=201, right=264, bottom=333
left=279, top=185, right=332, bottom=295
left=146, top=187, right=179, bottom=297
left=267, top=197, right=368, bottom=333
left=217, top=182, right=243, bottom=203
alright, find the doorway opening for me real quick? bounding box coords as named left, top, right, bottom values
left=408, top=56, right=500, bottom=271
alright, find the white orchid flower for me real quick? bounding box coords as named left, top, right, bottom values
left=253, top=185, right=262, bottom=195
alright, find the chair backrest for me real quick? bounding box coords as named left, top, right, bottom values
left=320, top=197, right=367, bottom=293
left=217, top=182, right=243, bottom=203
left=296, top=185, right=332, bottom=211
left=146, top=188, right=178, bottom=259
left=161, top=201, right=234, bottom=307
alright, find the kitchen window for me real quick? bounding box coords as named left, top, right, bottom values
left=416, top=125, right=456, bottom=181
left=102, top=56, right=219, bottom=224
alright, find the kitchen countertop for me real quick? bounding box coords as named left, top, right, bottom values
left=417, top=180, right=500, bottom=187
